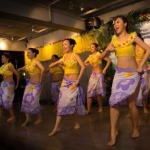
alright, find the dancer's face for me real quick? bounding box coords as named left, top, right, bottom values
left=90, top=44, right=97, bottom=53
left=114, top=17, right=127, bottom=34
left=27, top=50, right=35, bottom=59
left=51, top=56, right=57, bottom=62
left=1, top=55, right=9, bottom=63
left=63, top=40, right=73, bottom=53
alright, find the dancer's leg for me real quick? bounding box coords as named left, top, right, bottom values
left=22, top=113, right=31, bottom=126
left=97, top=95, right=103, bottom=112
left=107, top=104, right=119, bottom=146
left=48, top=116, right=62, bottom=136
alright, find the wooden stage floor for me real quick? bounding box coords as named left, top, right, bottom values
left=0, top=103, right=150, bottom=150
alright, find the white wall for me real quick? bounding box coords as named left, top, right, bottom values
left=0, top=0, right=50, bottom=21
left=0, top=38, right=26, bottom=51
left=28, top=30, right=78, bottom=48
left=99, top=1, right=150, bottom=23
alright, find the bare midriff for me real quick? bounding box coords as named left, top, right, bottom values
left=29, top=73, right=41, bottom=83
left=91, top=64, right=103, bottom=73
left=3, top=75, right=14, bottom=82
left=64, top=73, right=79, bottom=80
left=117, top=56, right=138, bottom=70
left=52, top=74, right=63, bottom=82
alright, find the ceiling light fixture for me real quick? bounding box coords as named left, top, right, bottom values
left=80, top=4, right=84, bottom=11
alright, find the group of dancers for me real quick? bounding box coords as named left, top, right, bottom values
left=0, top=15, right=150, bottom=146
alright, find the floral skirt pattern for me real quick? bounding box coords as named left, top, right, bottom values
left=57, top=77, right=87, bottom=116
left=51, top=81, right=61, bottom=103
left=21, top=82, right=42, bottom=114
left=87, top=72, right=106, bottom=98
left=142, top=68, right=149, bottom=101
left=0, top=81, right=15, bottom=110
left=109, top=68, right=142, bottom=107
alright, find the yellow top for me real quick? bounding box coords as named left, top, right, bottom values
left=87, top=52, right=102, bottom=65
left=60, top=53, right=79, bottom=74
left=0, top=63, right=13, bottom=75
left=25, top=59, right=41, bottom=74
left=135, top=45, right=145, bottom=61
left=50, top=66, right=63, bottom=75
left=111, top=32, right=137, bottom=57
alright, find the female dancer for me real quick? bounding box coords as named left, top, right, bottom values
left=0, top=53, right=19, bottom=121
left=127, top=35, right=149, bottom=116
left=48, top=38, right=87, bottom=136
left=47, top=55, right=63, bottom=111
left=101, top=15, right=150, bottom=146
left=18, top=48, right=45, bottom=126
left=84, top=43, right=111, bottom=113
left=135, top=34, right=149, bottom=113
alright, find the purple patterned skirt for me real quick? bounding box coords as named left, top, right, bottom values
left=21, top=82, right=42, bottom=114
left=0, top=81, right=15, bottom=110
left=87, top=72, right=106, bottom=98
left=109, top=68, right=142, bottom=107
left=57, top=77, right=87, bottom=116
left=142, top=68, right=149, bottom=100
left=51, top=81, right=61, bottom=103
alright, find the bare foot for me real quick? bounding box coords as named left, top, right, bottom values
left=87, top=111, right=91, bottom=115
left=74, top=123, right=80, bottom=130
left=98, top=108, right=103, bottom=113
left=132, top=129, right=139, bottom=138
left=21, top=118, right=31, bottom=127
left=7, top=117, right=16, bottom=122
left=143, top=109, right=148, bottom=114
left=48, top=128, right=60, bottom=136
left=126, top=113, right=131, bottom=118
left=34, top=119, right=43, bottom=125
left=107, top=131, right=118, bottom=146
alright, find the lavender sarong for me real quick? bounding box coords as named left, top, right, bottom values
left=142, top=68, right=149, bottom=100
left=51, top=81, right=61, bottom=103
left=109, top=68, right=142, bottom=106
left=87, top=72, right=106, bottom=98
left=0, top=81, right=15, bottom=110
left=57, top=77, right=87, bottom=116
left=21, top=82, right=42, bottom=114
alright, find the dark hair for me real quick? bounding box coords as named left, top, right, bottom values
left=64, top=38, right=76, bottom=49
left=28, top=48, right=39, bottom=57
left=52, top=55, right=59, bottom=60
left=137, top=33, right=144, bottom=41
left=91, top=43, right=98, bottom=48
left=114, top=15, right=129, bottom=32
left=2, top=52, right=12, bottom=63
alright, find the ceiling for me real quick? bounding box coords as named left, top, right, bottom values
left=0, top=0, right=144, bottom=42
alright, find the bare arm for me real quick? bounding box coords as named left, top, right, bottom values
left=49, top=60, right=61, bottom=68
left=75, top=54, right=85, bottom=85
left=9, top=65, right=20, bottom=89
left=100, top=42, right=115, bottom=59
left=35, top=60, right=45, bottom=83
left=84, top=57, right=90, bottom=66
left=102, top=57, right=111, bottom=74
left=134, top=36, right=150, bottom=72
left=17, top=66, right=26, bottom=71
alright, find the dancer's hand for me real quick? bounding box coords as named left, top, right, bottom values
left=74, top=79, right=79, bottom=86
left=102, top=69, right=106, bottom=75
left=137, top=66, right=143, bottom=74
